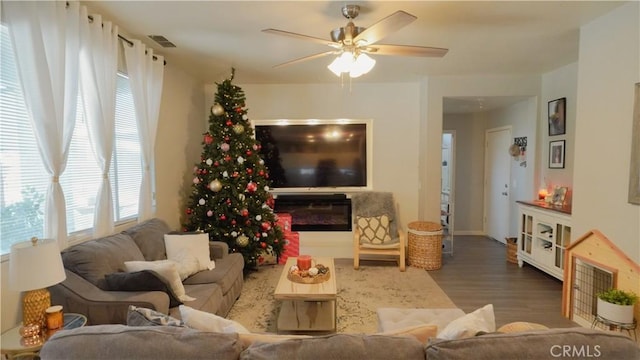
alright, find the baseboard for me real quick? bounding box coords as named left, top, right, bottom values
left=451, top=230, right=485, bottom=236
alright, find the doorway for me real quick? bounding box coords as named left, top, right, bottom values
left=484, top=126, right=512, bottom=244
left=441, top=131, right=455, bottom=254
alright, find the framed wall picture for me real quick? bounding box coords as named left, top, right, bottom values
left=549, top=140, right=565, bottom=169
left=548, top=97, right=566, bottom=136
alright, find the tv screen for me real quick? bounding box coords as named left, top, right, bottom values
left=255, top=122, right=368, bottom=189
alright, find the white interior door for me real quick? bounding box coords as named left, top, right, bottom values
left=485, top=127, right=512, bottom=244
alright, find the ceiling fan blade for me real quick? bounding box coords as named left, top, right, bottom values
left=353, top=10, right=416, bottom=45
left=366, top=44, right=448, bottom=57
left=272, top=51, right=336, bottom=69
left=262, top=29, right=340, bottom=48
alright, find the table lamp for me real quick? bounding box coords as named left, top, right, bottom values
left=10, top=237, right=66, bottom=331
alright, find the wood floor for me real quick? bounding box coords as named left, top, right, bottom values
left=427, top=235, right=577, bottom=329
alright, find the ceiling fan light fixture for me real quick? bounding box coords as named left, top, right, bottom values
left=350, top=53, right=375, bottom=78
left=327, top=52, right=355, bottom=76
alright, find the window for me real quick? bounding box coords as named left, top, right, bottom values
left=0, top=24, right=142, bottom=255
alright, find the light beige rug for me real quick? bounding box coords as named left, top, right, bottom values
left=227, top=259, right=457, bottom=333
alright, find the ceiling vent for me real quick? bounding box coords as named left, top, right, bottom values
left=148, top=35, right=176, bottom=48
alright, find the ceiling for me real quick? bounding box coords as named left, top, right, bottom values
left=86, top=1, right=624, bottom=85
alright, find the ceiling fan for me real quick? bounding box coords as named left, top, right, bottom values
left=262, top=4, right=448, bottom=77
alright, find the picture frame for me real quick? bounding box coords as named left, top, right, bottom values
left=629, top=83, right=640, bottom=205
left=548, top=97, right=566, bottom=136
left=552, top=186, right=568, bottom=206
left=549, top=140, right=565, bottom=169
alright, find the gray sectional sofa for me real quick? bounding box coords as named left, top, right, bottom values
left=49, top=218, right=244, bottom=324
left=39, top=325, right=640, bottom=360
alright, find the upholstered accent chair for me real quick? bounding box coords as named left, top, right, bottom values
left=352, top=192, right=405, bottom=271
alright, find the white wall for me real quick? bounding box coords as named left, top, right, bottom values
left=423, top=75, right=542, bottom=231
left=443, top=112, right=487, bottom=234
left=203, top=82, right=422, bottom=257
left=0, top=61, right=205, bottom=332
left=573, top=2, right=640, bottom=262
left=540, top=63, right=578, bottom=196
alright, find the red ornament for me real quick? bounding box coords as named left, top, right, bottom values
left=204, top=134, right=214, bottom=145
left=220, top=214, right=227, bottom=221
left=266, top=196, right=275, bottom=208
left=241, top=209, right=249, bottom=217
left=231, top=219, right=237, bottom=225
left=202, top=169, right=207, bottom=174
left=233, top=171, right=239, bottom=178
left=235, top=107, right=243, bottom=113
left=185, top=208, right=192, bottom=215
left=246, top=150, right=252, bottom=156
left=260, top=242, right=267, bottom=249
left=246, top=182, right=257, bottom=193
left=247, top=168, right=253, bottom=175
left=246, top=220, right=251, bottom=226
left=261, top=222, right=271, bottom=231
left=224, top=155, right=231, bottom=162
left=255, top=233, right=261, bottom=238
left=214, top=161, right=219, bottom=166
left=224, top=136, right=230, bottom=141
left=226, top=198, right=232, bottom=204
left=274, top=239, right=279, bottom=244
left=259, top=170, right=265, bottom=176
left=226, top=120, right=233, bottom=126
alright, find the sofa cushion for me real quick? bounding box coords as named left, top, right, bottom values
left=61, top=233, right=145, bottom=290
left=40, top=325, right=243, bottom=360
left=169, top=284, right=223, bottom=319
left=241, top=333, right=425, bottom=360
left=183, top=252, right=244, bottom=294
left=425, top=327, right=640, bottom=360
left=123, top=218, right=171, bottom=261
left=105, top=270, right=183, bottom=308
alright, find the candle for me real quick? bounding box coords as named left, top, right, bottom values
left=297, top=255, right=312, bottom=271
left=538, top=189, right=548, bottom=200
left=46, top=305, right=63, bottom=330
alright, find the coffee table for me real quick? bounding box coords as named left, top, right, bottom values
left=274, top=257, right=337, bottom=333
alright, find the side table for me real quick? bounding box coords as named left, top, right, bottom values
left=591, top=315, right=637, bottom=341
left=1, top=313, right=87, bottom=360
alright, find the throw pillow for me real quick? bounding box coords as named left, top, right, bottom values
left=356, top=215, right=392, bottom=245
left=179, top=305, right=250, bottom=334
left=380, top=324, right=438, bottom=343
left=124, top=260, right=195, bottom=302
left=497, top=321, right=549, bottom=333
left=164, top=233, right=215, bottom=275
left=105, top=270, right=183, bottom=307
left=127, top=305, right=184, bottom=327
left=438, top=304, right=495, bottom=340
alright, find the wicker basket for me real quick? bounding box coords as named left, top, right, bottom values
left=506, top=237, right=518, bottom=264
left=407, top=221, right=443, bottom=270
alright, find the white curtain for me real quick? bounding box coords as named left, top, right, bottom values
left=4, top=1, right=81, bottom=249
left=123, top=40, right=164, bottom=222
left=79, top=11, right=118, bottom=236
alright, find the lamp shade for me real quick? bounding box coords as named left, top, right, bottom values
left=10, top=238, right=66, bottom=291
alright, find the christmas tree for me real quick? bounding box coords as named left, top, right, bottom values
left=182, top=69, right=284, bottom=268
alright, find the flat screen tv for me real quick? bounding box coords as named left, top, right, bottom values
left=253, top=119, right=372, bottom=191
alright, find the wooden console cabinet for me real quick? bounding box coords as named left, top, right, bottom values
left=516, top=201, right=572, bottom=281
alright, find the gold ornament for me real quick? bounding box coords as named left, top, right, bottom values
left=233, top=124, right=244, bottom=134
left=209, top=179, right=222, bottom=192
left=236, top=235, right=249, bottom=247
left=211, top=103, right=225, bottom=116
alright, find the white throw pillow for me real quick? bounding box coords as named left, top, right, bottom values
left=179, top=305, right=250, bottom=334
left=438, top=304, right=495, bottom=340
left=124, top=260, right=196, bottom=302
left=164, top=233, right=215, bottom=274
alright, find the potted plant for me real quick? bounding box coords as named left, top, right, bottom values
left=596, top=289, right=638, bottom=324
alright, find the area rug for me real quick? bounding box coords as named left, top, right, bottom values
left=227, top=259, right=457, bottom=333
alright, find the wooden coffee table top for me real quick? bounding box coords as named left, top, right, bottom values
left=274, top=257, right=336, bottom=301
